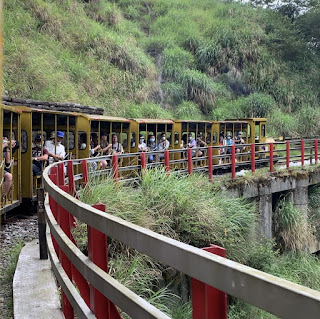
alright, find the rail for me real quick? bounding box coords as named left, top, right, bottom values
left=42, top=139, right=320, bottom=319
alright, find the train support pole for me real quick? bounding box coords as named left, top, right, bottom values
left=164, top=150, right=170, bottom=175
left=191, top=244, right=227, bottom=319
left=208, top=146, right=213, bottom=182
left=251, top=144, right=255, bottom=173
left=112, top=154, right=119, bottom=182
left=301, top=140, right=305, bottom=166
left=269, top=143, right=274, bottom=172
left=315, top=140, right=318, bottom=164
left=231, top=145, right=236, bottom=179
left=188, top=148, right=193, bottom=175
left=286, top=141, right=290, bottom=169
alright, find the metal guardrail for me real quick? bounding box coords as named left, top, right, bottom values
left=41, top=138, right=320, bottom=319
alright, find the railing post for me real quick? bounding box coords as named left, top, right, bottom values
left=208, top=146, right=213, bottom=182
left=112, top=154, right=119, bottom=182
left=37, top=188, right=47, bottom=260
left=67, top=160, right=75, bottom=196
left=231, top=145, right=236, bottom=179
left=188, top=148, right=193, bottom=175
left=286, top=141, right=290, bottom=169
left=301, top=140, right=305, bottom=166
left=269, top=142, right=273, bottom=172
left=164, top=150, right=170, bottom=175
left=59, top=184, right=74, bottom=319
left=251, top=144, right=255, bottom=173
left=57, top=162, right=65, bottom=186
left=88, top=204, right=121, bottom=319
left=81, top=159, right=89, bottom=187
left=315, top=140, right=318, bottom=164
left=140, top=152, right=147, bottom=172
left=192, top=244, right=227, bottom=319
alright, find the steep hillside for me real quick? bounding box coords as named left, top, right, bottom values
left=4, top=0, right=320, bottom=135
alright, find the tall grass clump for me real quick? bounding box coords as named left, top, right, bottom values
left=273, top=199, right=315, bottom=252
left=308, top=186, right=320, bottom=241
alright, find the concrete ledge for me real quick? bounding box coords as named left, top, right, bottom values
left=13, top=239, right=63, bottom=319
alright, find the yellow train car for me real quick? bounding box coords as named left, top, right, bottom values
left=1, top=105, right=22, bottom=214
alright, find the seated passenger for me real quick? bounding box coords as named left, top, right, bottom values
left=196, top=134, right=206, bottom=157
left=188, top=133, right=197, bottom=157
left=32, top=134, right=49, bottom=175
left=224, top=133, right=234, bottom=154
left=234, top=131, right=245, bottom=153
left=99, top=131, right=111, bottom=169
left=45, top=131, right=66, bottom=165
left=147, top=134, right=158, bottom=163
left=111, top=134, right=124, bottom=155
left=90, top=133, right=100, bottom=156
left=2, top=136, right=13, bottom=198
left=79, top=133, right=86, bottom=150
left=181, top=134, right=187, bottom=149
left=138, top=135, right=147, bottom=152
left=158, top=133, right=170, bottom=160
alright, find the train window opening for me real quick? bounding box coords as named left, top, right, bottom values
left=21, top=130, right=28, bottom=153
left=78, top=132, right=87, bottom=150
left=248, top=124, right=251, bottom=138
left=206, top=132, right=212, bottom=144
left=213, top=132, right=217, bottom=144
left=255, top=124, right=260, bottom=138
left=91, top=121, right=99, bottom=130
left=174, top=132, right=179, bottom=145
left=121, top=133, right=128, bottom=148
left=123, top=122, right=130, bottom=130
left=69, top=116, right=76, bottom=126
left=43, top=113, right=55, bottom=126
left=130, top=132, right=136, bottom=148
left=261, top=124, right=266, bottom=137
left=57, top=115, right=68, bottom=126
left=113, top=122, right=121, bottom=130
left=166, top=132, right=172, bottom=145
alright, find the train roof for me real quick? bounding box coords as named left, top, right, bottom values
left=86, top=114, right=130, bottom=122
left=131, top=118, right=174, bottom=124
left=226, top=118, right=267, bottom=122
left=1, top=104, right=29, bottom=113
left=175, top=119, right=212, bottom=124
left=2, top=96, right=104, bottom=115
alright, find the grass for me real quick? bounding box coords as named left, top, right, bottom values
left=0, top=241, right=25, bottom=319
left=76, top=169, right=320, bottom=317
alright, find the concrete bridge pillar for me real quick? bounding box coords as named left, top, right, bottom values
left=258, top=185, right=272, bottom=239
left=293, top=178, right=309, bottom=215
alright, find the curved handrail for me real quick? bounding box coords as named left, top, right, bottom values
left=42, top=146, right=320, bottom=319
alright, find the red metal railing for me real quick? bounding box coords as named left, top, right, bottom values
left=41, top=140, right=320, bottom=319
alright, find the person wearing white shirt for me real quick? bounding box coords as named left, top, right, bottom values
left=45, top=131, right=66, bottom=165
left=138, top=135, right=147, bottom=151
left=158, top=132, right=169, bottom=159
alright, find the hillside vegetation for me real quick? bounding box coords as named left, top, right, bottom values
left=4, top=0, right=320, bottom=136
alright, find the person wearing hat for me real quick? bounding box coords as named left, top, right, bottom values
left=32, top=134, right=49, bottom=174
left=45, top=131, right=66, bottom=164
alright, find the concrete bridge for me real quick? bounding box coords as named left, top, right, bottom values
left=226, top=168, right=320, bottom=252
